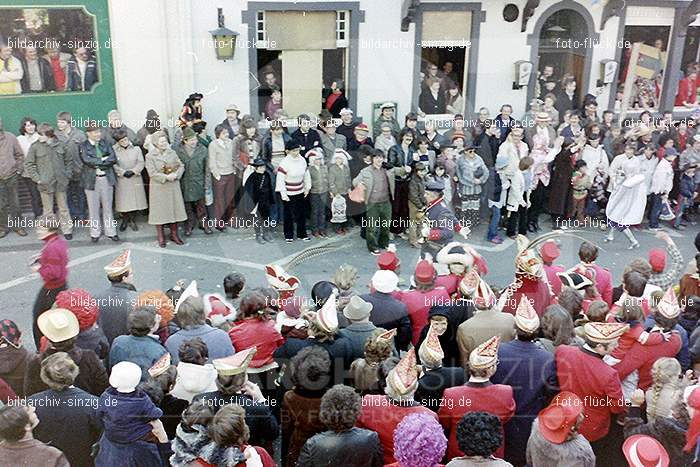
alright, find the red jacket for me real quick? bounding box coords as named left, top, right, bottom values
left=397, top=287, right=450, bottom=344
left=544, top=264, right=565, bottom=297
left=39, top=234, right=68, bottom=289
left=228, top=319, right=284, bottom=368
left=555, top=345, right=625, bottom=441
left=676, top=77, right=698, bottom=106
left=613, top=331, right=682, bottom=390
left=356, top=394, right=437, bottom=464
left=435, top=274, right=461, bottom=297
left=502, top=277, right=551, bottom=316
left=438, top=383, right=515, bottom=460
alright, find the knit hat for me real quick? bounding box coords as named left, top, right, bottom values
left=418, top=322, right=444, bottom=368
left=372, top=270, right=399, bottom=294
left=538, top=391, right=584, bottom=444
left=623, top=435, right=669, bottom=467
left=386, top=348, right=419, bottom=396
left=175, top=281, right=199, bottom=314
left=148, top=352, right=171, bottom=378
left=212, top=347, right=257, bottom=376
left=343, top=295, right=373, bottom=321
left=515, top=297, right=540, bottom=333
left=339, top=108, right=353, bottom=116
left=355, top=123, right=369, bottom=133
left=451, top=132, right=466, bottom=143
left=469, top=335, right=500, bottom=370
left=104, top=249, right=132, bottom=277
left=648, top=248, right=666, bottom=273
left=657, top=287, right=680, bottom=319
left=306, top=148, right=324, bottom=163
left=539, top=241, right=560, bottom=263
left=0, top=320, right=21, bottom=348
left=414, top=260, right=436, bottom=285
left=38, top=309, right=79, bottom=343
left=316, top=292, right=339, bottom=333
left=377, top=244, right=400, bottom=271
left=380, top=102, right=395, bottom=110
left=285, top=140, right=301, bottom=151
left=109, top=361, right=141, bottom=393
left=55, top=288, right=99, bottom=331
left=583, top=322, right=629, bottom=344
left=333, top=148, right=351, bottom=164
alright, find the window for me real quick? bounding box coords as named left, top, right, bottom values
left=256, top=10, right=267, bottom=46
left=336, top=10, right=349, bottom=47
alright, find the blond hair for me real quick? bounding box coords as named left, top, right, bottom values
left=648, top=357, right=681, bottom=420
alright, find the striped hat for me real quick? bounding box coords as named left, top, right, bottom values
left=469, top=335, right=500, bottom=370
left=515, top=297, right=540, bottom=333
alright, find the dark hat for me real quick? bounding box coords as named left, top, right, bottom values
left=285, top=140, right=301, bottom=151
left=251, top=157, right=267, bottom=167
left=414, top=161, right=427, bottom=171
left=182, top=127, right=196, bottom=140
left=454, top=114, right=464, bottom=121
left=187, top=92, right=204, bottom=101
left=405, top=112, right=418, bottom=121
left=425, top=179, right=445, bottom=192
left=84, top=119, right=102, bottom=133
left=428, top=305, right=451, bottom=319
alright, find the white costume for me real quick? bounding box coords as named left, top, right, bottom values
left=606, top=155, right=647, bottom=227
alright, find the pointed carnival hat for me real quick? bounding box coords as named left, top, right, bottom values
left=418, top=322, right=444, bottom=368
left=459, top=270, right=481, bottom=297
left=316, top=292, right=339, bottom=333
left=104, top=249, right=132, bottom=277
left=175, top=280, right=199, bottom=313
left=474, top=278, right=496, bottom=309
left=657, top=287, right=681, bottom=319
left=387, top=348, right=419, bottom=396
left=515, top=297, right=540, bottom=333
left=376, top=328, right=397, bottom=345
left=583, top=322, right=629, bottom=344
left=212, top=347, right=257, bottom=376
left=265, top=264, right=300, bottom=300
left=148, top=352, right=171, bottom=378
left=469, top=335, right=500, bottom=370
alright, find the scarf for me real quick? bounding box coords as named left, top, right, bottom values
left=197, top=441, right=247, bottom=467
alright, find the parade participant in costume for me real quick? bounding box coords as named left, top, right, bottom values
left=605, top=142, right=646, bottom=249
left=356, top=348, right=438, bottom=465
left=439, top=336, right=516, bottom=460
left=96, top=249, right=137, bottom=344
left=30, top=214, right=69, bottom=349
left=575, top=241, right=613, bottom=306
left=242, top=157, right=275, bottom=244
left=265, top=264, right=300, bottom=306
left=555, top=322, right=628, bottom=463
left=179, top=92, right=204, bottom=128
left=414, top=321, right=465, bottom=412
left=203, top=292, right=237, bottom=331
left=416, top=303, right=471, bottom=369
left=501, top=234, right=553, bottom=316
left=526, top=392, right=596, bottom=467
left=177, top=127, right=211, bottom=236
left=377, top=244, right=401, bottom=275
left=541, top=240, right=565, bottom=297
left=420, top=179, right=470, bottom=259
left=348, top=328, right=395, bottom=395
left=491, top=298, right=558, bottom=466
left=435, top=241, right=480, bottom=296
left=146, top=130, right=187, bottom=248
left=362, top=270, right=412, bottom=351
left=399, top=259, right=450, bottom=344
left=276, top=140, right=311, bottom=243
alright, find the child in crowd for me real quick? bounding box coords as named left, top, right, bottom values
left=328, top=149, right=352, bottom=235
left=170, top=400, right=215, bottom=466
left=645, top=357, right=685, bottom=422
left=648, top=148, right=676, bottom=230
left=675, top=164, right=697, bottom=231
left=244, top=158, right=275, bottom=244
left=574, top=299, right=608, bottom=338
left=308, top=150, right=330, bottom=237
left=486, top=153, right=510, bottom=244
left=570, top=160, right=592, bottom=222
left=505, top=156, right=533, bottom=238
left=428, top=163, right=453, bottom=207
left=347, top=329, right=395, bottom=396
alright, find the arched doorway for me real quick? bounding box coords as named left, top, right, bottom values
left=527, top=3, right=598, bottom=108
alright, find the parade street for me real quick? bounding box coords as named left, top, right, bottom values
left=2, top=219, right=696, bottom=352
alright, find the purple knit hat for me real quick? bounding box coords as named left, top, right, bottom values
left=393, top=413, right=447, bottom=467
left=0, top=319, right=22, bottom=348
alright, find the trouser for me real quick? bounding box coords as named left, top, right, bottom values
left=0, top=174, right=21, bottom=231
left=590, top=421, right=625, bottom=467
left=32, top=284, right=67, bottom=349
left=185, top=199, right=207, bottom=229
left=570, top=197, right=586, bottom=222
left=408, top=201, right=422, bottom=245
left=85, top=176, right=116, bottom=238
left=213, top=173, right=236, bottom=227
left=309, top=193, right=327, bottom=232
left=487, top=205, right=501, bottom=240
left=390, top=179, right=410, bottom=234
left=365, top=200, right=391, bottom=251
left=648, top=193, right=663, bottom=228
left=283, top=194, right=307, bottom=240
left=22, top=176, right=42, bottom=217
left=67, top=178, right=88, bottom=220
left=40, top=190, right=73, bottom=235
left=675, top=196, right=692, bottom=228
left=506, top=206, right=528, bottom=236
left=527, top=182, right=548, bottom=225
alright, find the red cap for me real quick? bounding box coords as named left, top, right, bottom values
left=355, top=123, right=369, bottom=132
left=623, top=435, right=669, bottom=467
left=538, top=391, right=584, bottom=444
left=414, top=260, right=436, bottom=284
left=377, top=251, right=400, bottom=271
left=539, top=241, right=560, bottom=263
left=648, top=248, right=666, bottom=273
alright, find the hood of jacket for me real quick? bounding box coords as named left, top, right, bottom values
left=175, top=361, right=218, bottom=394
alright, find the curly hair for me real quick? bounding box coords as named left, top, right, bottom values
left=625, top=258, right=653, bottom=280
left=238, top=291, right=272, bottom=321
left=319, top=384, right=362, bottom=432
left=456, top=412, right=503, bottom=457
left=137, top=290, right=174, bottom=325
left=289, top=346, right=331, bottom=391
left=306, top=311, right=336, bottom=343
left=55, top=288, right=99, bottom=331
left=0, top=406, right=30, bottom=442
left=209, top=404, right=249, bottom=447
left=393, top=413, right=447, bottom=467
left=585, top=301, right=609, bottom=322
left=179, top=337, right=209, bottom=365
left=40, top=352, right=78, bottom=391
left=557, top=287, right=583, bottom=318
left=333, top=264, right=358, bottom=291
left=541, top=305, right=576, bottom=347
left=364, top=329, right=393, bottom=365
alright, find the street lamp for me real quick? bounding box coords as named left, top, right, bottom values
left=209, top=8, right=238, bottom=61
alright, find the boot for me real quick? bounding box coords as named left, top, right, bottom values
left=262, top=229, right=273, bottom=242
left=119, top=216, right=128, bottom=232
left=255, top=225, right=266, bottom=244
left=170, top=223, right=184, bottom=245
left=184, top=218, right=193, bottom=237
left=156, top=225, right=166, bottom=248
left=129, top=215, right=138, bottom=231
left=201, top=218, right=213, bottom=235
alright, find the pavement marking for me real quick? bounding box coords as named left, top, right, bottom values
left=129, top=244, right=267, bottom=271
left=0, top=246, right=123, bottom=292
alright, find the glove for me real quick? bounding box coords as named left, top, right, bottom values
left=458, top=226, right=471, bottom=239
left=421, top=224, right=430, bottom=238
left=281, top=193, right=290, bottom=202
left=123, top=170, right=134, bottom=178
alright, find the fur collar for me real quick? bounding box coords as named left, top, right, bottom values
left=197, top=441, right=246, bottom=467
left=170, top=424, right=210, bottom=467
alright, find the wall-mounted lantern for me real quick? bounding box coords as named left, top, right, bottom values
left=597, top=59, right=618, bottom=87
left=513, top=60, right=533, bottom=89
left=209, top=8, right=239, bottom=61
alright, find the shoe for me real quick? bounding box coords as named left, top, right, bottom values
left=262, top=231, right=273, bottom=242
left=674, top=225, right=686, bottom=231
left=15, top=228, right=27, bottom=237
left=108, top=235, right=120, bottom=242
left=370, top=249, right=381, bottom=256
left=301, top=237, right=311, bottom=242
left=285, top=238, right=294, bottom=243
left=648, top=226, right=661, bottom=231
left=628, top=241, right=640, bottom=250
left=0, top=230, right=8, bottom=239
left=64, top=233, right=73, bottom=240
left=603, top=237, right=613, bottom=243
left=255, top=234, right=265, bottom=244
left=129, top=219, right=138, bottom=231
left=91, top=236, right=99, bottom=243
left=119, top=219, right=128, bottom=232
left=184, top=223, right=193, bottom=237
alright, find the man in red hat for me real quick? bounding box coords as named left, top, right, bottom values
left=540, top=240, right=565, bottom=296
left=576, top=241, right=613, bottom=306
left=526, top=391, right=595, bottom=467
left=647, top=232, right=684, bottom=292
left=556, top=322, right=628, bottom=463
left=398, top=259, right=450, bottom=344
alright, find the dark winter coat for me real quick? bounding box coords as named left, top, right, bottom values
left=548, top=147, right=575, bottom=216
left=95, top=282, right=138, bottom=345
left=24, top=346, right=109, bottom=397
left=297, top=427, right=383, bottom=467
left=408, top=173, right=427, bottom=209
left=109, top=334, right=167, bottom=377
left=29, top=387, right=102, bottom=467
left=79, top=138, right=118, bottom=189
left=281, top=388, right=326, bottom=467
left=415, top=366, right=465, bottom=412
left=66, top=58, right=98, bottom=91
left=291, top=128, right=322, bottom=156
left=419, top=88, right=446, bottom=115
left=0, top=345, right=33, bottom=397
left=360, top=292, right=412, bottom=351
left=337, top=322, right=379, bottom=361
left=274, top=338, right=355, bottom=381
left=177, top=143, right=208, bottom=202
left=76, top=325, right=109, bottom=360
left=21, top=56, right=56, bottom=92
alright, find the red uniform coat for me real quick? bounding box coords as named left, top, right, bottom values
left=577, top=262, right=613, bottom=306
left=676, top=77, right=698, bottom=106
left=502, top=277, right=552, bottom=316
left=555, top=345, right=625, bottom=442
left=39, top=234, right=68, bottom=289
left=356, top=394, right=437, bottom=465
left=438, top=382, right=515, bottom=460
left=397, top=287, right=450, bottom=344
left=613, top=331, right=682, bottom=390
left=544, top=264, right=565, bottom=297
left=435, top=274, right=461, bottom=297
left=228, top=319, right=284, bottom=368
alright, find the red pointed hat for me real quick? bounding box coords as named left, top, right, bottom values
left=418, top=322, right=444, bottom=367
left=515, top=297, right=540, bottom=333
left=538, top=391, right=584, bottom=444
left=387, top=348, right=419, bottom=396
left=623, top=435, right=669, bottom=467
left=414, top=260, right=436, bottom=285
left=148, top=352, right=171, bottom=378
left=469, top=335, right=500, bottom=369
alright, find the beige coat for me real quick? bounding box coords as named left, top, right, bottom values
left=113, top=142, right=147, bottom=212
left=145, top=147, right=187, bottom=225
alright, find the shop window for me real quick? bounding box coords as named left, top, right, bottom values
left=0, top=7, right=100, bottom=95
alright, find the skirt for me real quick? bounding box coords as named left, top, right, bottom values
left=459, top=193, right=481, bottom=227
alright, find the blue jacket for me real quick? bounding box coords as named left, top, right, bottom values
left=165, top=324, right=235, bottom=364
left=109, top=334, right=167, bottom=377
left=66, top=58, right=98, bottom=91
left=680, top=173, right=696, bottom=199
